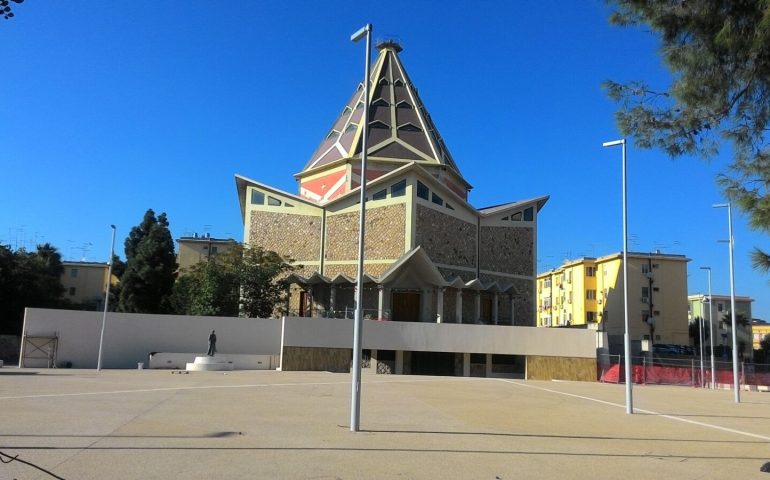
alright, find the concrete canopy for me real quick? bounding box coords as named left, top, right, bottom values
left=378, top=246, right=447, bottom=289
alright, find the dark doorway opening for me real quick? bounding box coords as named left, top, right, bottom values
left=392, top=291, right=420, bottom=322
left=410, top=351, right=456, bottom=376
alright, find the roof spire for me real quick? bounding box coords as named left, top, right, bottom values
left=376, top=38, right=402, bottom=52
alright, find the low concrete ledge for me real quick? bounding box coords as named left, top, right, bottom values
left=149, top=352, right=278, bottom=370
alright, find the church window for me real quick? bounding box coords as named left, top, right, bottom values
left=268, top=196, right=282, bottom=206
left=344, top=123, right=357, bottom=133
left=391, top=179, right=406, bottom=197
left=446, top=203, right=454, bottom=210
left=511, top=211, right=522, bottom=221
left=285, top=203, right=294, bottom=208
left=396, top=100, right=412, bottom=109
left=394, top=78, right=404, bottom=86
left=431, top=192, right=444, bottom=206
left=378, top=77, right=389, bottom=85
left=355, top=101, right=364, bottom=110
left=341, top=106, right=352, bottom=116
left=398, top=122, right=421, bottom=132
left=523, top=207, right=534, bottom=221
left=372, top=189, right=387, bottom=201
left=251, top=190, right=265, bottom=205
left=369, top=120, right=389, bottom=129
left=326, top=130, right=340, bottom=140
left=372, top=98, right=389, bottom=107
left=417, top=181, right=429, bottom=200
left=502, top=216, right=509, bottom=221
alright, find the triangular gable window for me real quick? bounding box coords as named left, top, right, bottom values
left=398, top=122, right=421, bottom=132
left=396, top=100, right=413, bottom=109
left=369, top=120, right=389, bottom=129
left=394, top=78, right=404, bottom=86
left=372, top=98, right=389, bottom=107
left=341, top=106, right=352, bottom=116
left=326, top=130, right=340, bottom=140
left=378, top=77, right=389, bottom=85
left=344, top=123, right=358, bottom=134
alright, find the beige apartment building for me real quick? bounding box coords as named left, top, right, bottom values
left=60, top=261, right=110, bottom=309
left=176, top=235, right=237, bottom=272
left=537, top=252, right=690, bottom=355
left=688, top=294, right=753, bottom=359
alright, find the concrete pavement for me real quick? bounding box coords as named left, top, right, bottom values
left=1, top=368, right=769, bottom=479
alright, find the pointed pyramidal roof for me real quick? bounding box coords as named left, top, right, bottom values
left=300, top=40, right=463, bottom=179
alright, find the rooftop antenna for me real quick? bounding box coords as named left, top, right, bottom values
left=80, top=242, right=93, bottom=261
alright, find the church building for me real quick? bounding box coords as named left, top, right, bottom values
left=235, top=40, right=547, bottom=327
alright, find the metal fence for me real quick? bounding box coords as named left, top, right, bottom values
left=598, top=353, right=770, bottom=389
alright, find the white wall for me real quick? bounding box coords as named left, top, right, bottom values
left=21, top=308, right=282, bottom=369
left=21, top=309, right=598, bottom=370
left=282, top=316, right=598, bottom=358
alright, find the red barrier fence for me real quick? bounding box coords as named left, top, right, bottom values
left=599, top=363, right=770, bottom=387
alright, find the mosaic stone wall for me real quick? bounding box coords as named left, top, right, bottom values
left=526, top=356, right=598, bottom=382
left=323, top=262, right=391, bottom=279
left=415, top=205, right=476, bottom=268
left=478, top=225, right=533, bottom=276
left=249, top=211, right=321, bottom=262
left=474, top=275, right=534, bottom=326
left=325, top=204, right=406, bottom=261
left=437, top=267, right=476, bottom=283
left=281, top=346, right=351, bottom=372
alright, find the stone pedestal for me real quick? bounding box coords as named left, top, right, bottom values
left=185, top=355, right=234, bottom=372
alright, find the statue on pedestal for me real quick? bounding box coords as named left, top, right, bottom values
left=207, top=330, right=217, bottom=356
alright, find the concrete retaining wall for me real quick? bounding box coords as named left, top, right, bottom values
left=21, top=308, right=282, bottom=369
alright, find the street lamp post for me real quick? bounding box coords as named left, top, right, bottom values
left=350, top=23, right=372, bottom=432
left=698, top=312, right=705, bottom=387
left=700, top=266, right=715, bottom=389
left=713, top=203, right=740, bottom=403
left=97, top=224, right=117, bottom=372
left=603, top=138, right=633, bottom=414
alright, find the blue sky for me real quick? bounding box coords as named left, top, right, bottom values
left=1, top=1, right=767, bottom=320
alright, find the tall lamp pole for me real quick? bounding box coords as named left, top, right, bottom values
left=97, top=224, right=117, bottom=372
left=700, top=266, right=715, bottom=389
left=713, top=203, right=740, bottom=403
left=350, top=23, right=372, bottom=432
left=603, top=138, right=633, bottom=414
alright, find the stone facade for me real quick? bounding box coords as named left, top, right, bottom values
left=415, top=205, right=476, bottom=268
left=479, top=225, right=533, bottom=275
left=526, top=356, right=597, bottom=382
left=325, top=204, right=406, bottom=261
left=249, top=211, right=321, bottom=262
left=281, top=346, right=351, bottom=372
left=437, top=267, right=476, bottom=283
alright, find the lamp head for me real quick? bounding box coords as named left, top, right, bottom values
left=351, top=24, right=372, bottom=43
left=602, top=139, right=625, bottom=147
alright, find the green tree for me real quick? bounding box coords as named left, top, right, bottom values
left=118, top=209, right=177, bottom=313
left=688, top=316, right=710, bottom=349
left=605, top=1, right=770, bottom=268
left=0, top=243, right=66, bottom=335
left=169, top=244, right=294, bottom=318
left=1, top=0, right=24, bottom=21
left=239, top=246, right=295, bottom=318
left=171, top=248, right=241, bottom=317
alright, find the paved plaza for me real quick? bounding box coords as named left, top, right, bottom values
left=1, top=368, right=769, bottom=479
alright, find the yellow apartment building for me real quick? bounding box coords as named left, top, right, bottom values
left=751, top=320, right=770, bottom=351
left=176, top=235, right=237, bottom=272
left=60, top=261, right=110, bottom=309
left=537, top=252, right=690, bottom=355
